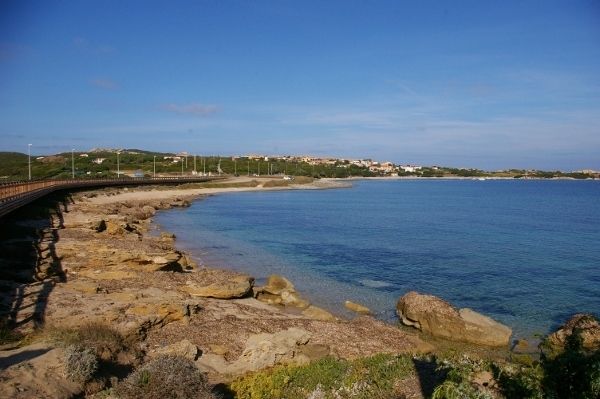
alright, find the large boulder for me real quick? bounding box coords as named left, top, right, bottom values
left=541, top=314, right=600, bottom=357
left=396, top=291, right=512, bottom=347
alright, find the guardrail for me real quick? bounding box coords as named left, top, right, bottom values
left=0, top=176, right=225, bottom=218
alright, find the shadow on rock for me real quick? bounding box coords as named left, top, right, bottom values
left=0, top=192, right=73, bottom=337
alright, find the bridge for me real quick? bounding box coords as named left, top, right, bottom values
left=0, top=176, right=225, bottom=218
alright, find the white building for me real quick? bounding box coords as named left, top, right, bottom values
left=400, top=165, right=422, bottom=173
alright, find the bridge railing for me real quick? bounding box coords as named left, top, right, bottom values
left=0, top=176, right=225, bottom=217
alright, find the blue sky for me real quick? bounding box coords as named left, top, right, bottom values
left=1, top=1, right=599, bottom=170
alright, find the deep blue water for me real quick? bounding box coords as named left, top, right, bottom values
left=155, top=180, right=600, bottom=339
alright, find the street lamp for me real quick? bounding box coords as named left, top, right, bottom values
left=117, top=152, right=120, bottom=177
left=71, top=148, right=75, bottom=178
left=153, top=156, right=156, bottom=178
left=28, top=144, right=32, bottom=180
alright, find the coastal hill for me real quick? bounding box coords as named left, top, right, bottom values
left=0, top=150, right=596, bottom=182
left=0, top=178, right=598, bottom=398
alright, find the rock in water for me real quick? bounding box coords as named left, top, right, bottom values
left=261, top=275, right=295, bottom=295
left=344, top=300, right=371, bottom=315
left=396, top=291, right=512, bottom=347
left=255, top=274, right=310, bottom=309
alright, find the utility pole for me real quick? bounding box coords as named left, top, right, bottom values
left=153, top=156, right=156, bottom=178
left=194, top=155, right=196, bottom=173
left=203, top=157, right=206, bottom=175
left=117, top=152, right=120, bottom=177
left=234, top=159, right=237, bottom=175
left=258, top=161, right=260, bottom=176
left=181, top=159, right=184, bottom=176
left=71, top=148, right=75, bottom=178
left=28, top=144, right=32, bottom=180
left=247, top=160, right=250, bottom=176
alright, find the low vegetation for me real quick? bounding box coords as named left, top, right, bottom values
left=230, top=354, right=415, bottom=399
left=230, top=337, right=600, bottom=399
left=44, top=322, right=141, bottom=395
left=64, top=344, right=99, bottom=383
left=114, top=355, right=216, bottom=399
left=46, top=322, right=128, bottom=361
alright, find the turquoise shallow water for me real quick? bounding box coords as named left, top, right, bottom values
left=155, top=179, right=600, bottom=339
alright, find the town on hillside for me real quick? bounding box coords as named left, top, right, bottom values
left=0, top=148, right=598, bottom=181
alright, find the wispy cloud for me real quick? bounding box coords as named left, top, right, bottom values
left=0, top=42, right=26, bottom=62
left=73, top=37, right=115, bottom=55
left=90, top=78, right=119, bottom=90
left=161, top=103, right=219, bottom=116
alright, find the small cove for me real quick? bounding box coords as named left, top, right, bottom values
left=155, top=179, right=600, bottom=340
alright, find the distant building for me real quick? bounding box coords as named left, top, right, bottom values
left=163, top=156, right=181, bottom=163
left=400, top=165, right=422, bottom=173
left=79, top=153, right=89, bottom=157
left=93, top=158, right=106, bottom=164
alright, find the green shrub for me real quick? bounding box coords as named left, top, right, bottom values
left=64, top=344, right=98, bottom=383
left=492, top=363, right=544, bottom=399
left=114, top=355, right=215, bottom=399
left=431, top=357, right=496, bottom=399
left=231, top=354, right=414, bottom=399
left=542, top=332, right=600, bottom=399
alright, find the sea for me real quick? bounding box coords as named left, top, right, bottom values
left=154, top=179, right=600, bottom=340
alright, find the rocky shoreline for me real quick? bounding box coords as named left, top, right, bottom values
left=1, top=179, right=597, bottom=398
left=0, top=181, right=433, bottom=397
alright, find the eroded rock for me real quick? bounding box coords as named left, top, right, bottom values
left=196, top=328, right=316, bottom=375
left=182, top=276, right=253, bottom=299
left=396, top=291, right=512, bottom=347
